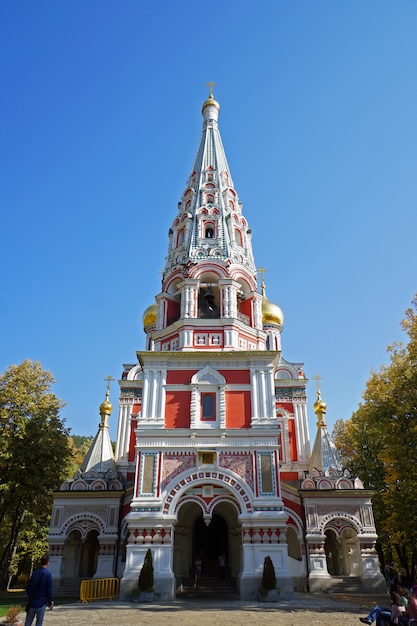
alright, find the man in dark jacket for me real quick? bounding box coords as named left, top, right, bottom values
left=24, top=554, right=53, bottom=626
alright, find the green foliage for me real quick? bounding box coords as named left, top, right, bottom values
left=138, top=548, right=154, bottom=592
left=66, top=435, right=94, bottom=477
left=333, top=295, right=417, bottom=580
left=261, top=555, right=276, bottom=591
left=0, top=360, right=73, bottom=590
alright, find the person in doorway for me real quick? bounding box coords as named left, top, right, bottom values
left=194, top=554, right=202, bottom=587
left=25, top=554, right=53, bottom=626
left=217, top=552, right=226, bottom=583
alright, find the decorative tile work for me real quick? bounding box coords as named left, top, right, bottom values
left=218, top=452, right=253, bottom=489
left=161, top=453, right=196, bottom=491
left=242, top=527, right=281, bottom=544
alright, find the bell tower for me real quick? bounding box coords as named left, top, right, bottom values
left=147, top=89, right=265, bottom=353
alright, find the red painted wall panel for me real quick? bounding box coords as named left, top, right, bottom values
left=226, top=390, right=251, bottom=428
left=165, top=391, right=191, bottom=428
left=288, top=419, right=298, bottom=461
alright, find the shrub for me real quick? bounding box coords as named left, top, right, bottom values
left=138, top=548, right=154, bottom=592
left=261, top=555, right=276, bottom=591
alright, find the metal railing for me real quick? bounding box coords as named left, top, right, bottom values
left=79, top=577, right=119, bottom=603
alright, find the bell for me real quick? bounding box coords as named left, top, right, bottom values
left=203, top=286, right=215, bottom=310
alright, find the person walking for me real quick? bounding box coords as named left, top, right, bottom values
left=24, top=554, right=53, bottom=626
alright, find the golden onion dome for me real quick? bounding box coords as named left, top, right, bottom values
left=142, top=302, right=157, bottom=329
left=313, top=389, right=327, bottom=426
left=202, top=93, right=220, bottom=114
left=261, top=282, right=284, bottom=328
left=99, top=390, right=112, bottom=426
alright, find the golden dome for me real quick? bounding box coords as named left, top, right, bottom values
left=261, top=282, right=284, bottom=327
left=313, top=390, right=327, bottom=427
left=202, top=94, right=220, bottom=114
left=99, top=390, right=112, bottom=427
left=142, top=302, right=157, bottom=329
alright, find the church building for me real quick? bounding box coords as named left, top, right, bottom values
left=47, top=90, right=385, bottom=600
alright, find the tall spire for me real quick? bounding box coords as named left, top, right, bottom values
left=308, top=387, right=343, bottom=473
left=146, top=90, right=269, bottom=351
left=81, top=379, right=115, bottom=474
left=163, top=86, right=256, bottom=282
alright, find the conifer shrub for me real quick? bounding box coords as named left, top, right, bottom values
left=138, top=548, right=154, bottom=592
left=261, top=555, right=276, bottom=591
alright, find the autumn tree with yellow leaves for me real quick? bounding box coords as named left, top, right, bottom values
left=333, top=295, right=417, bottom=582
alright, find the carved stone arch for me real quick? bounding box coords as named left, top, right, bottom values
left=162, top=468, right=253, bottom=517
left=91, top=479, right=107, bottom=490
left=71, top=479, right=88, bottom=491
left=191, top=365, right=225, bottom=386
left=285, top=510, right=304, bottom=538
left=320, top=512, right=362, bottom=535
left=275, top=368, right=294, bottom=380
left=61, top=513, right=105, bottom=539
left=126, top=364, right=142, bottom=381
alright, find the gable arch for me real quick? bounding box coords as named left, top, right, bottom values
left=175, top=494, right=242, bottom=518
left=162, top=467, right=254, bottom=516
left=320, top=512, right=362, bottom=535
left=61, top=513, right=106, bottom=539
left=191, top=365, right=225, bottom=386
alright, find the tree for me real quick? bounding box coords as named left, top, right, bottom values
left=0, top=360, right=73, bottom=589
left=333, top=295, right=417, bottom=581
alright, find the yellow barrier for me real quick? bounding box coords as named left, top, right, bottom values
left=79, top=577, right=119, bottom=603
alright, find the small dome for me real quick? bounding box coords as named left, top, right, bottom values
left=202, top=93, right=220, bottom=114
left=100, top=396, right=112, bottom=415
left=262, top=295, right=284, bottom=328
left=142, top=302, right=157, bottom=329
left=313, top=390, right=327, bottom=426
left=260, top=279, right=284, bottom=328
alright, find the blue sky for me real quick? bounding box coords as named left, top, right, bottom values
left=1, top=1, right=416, bottom=440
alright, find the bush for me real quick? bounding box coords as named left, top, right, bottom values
left=138, top=548, right=154, bottom=592
left=261, top=555, right=276, bottom=591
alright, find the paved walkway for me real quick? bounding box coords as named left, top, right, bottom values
left=16, top=593, right=386, bottom=626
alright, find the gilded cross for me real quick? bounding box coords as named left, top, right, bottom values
left=206, top=81, right=217, bottom=98
left=312, top=374, right=322, bottom=391
left=257, top=266, right=268, bottom=283
left=104, top=375, right=114, bottom=392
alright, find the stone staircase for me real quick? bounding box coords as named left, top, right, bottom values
left=177, top=563, right=239, bottom=599
left=58, top=578, right=82, bottom=598
left=326, top=576, right=365, bottom=594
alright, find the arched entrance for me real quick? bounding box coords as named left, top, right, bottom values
left=173, top=498, right=241, bottom=591
left=79, top=529, right=99, bottom=578
left=324, top=528, right=343, bottom=575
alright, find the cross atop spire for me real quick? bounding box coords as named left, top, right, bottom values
left=104, top=375, right=114, bottom=393
left=206, top=81, right=217, bottom=98
left=312, top=374, right=322, bottom=391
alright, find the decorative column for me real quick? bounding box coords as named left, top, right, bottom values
left=358, top=534, right=386, bottom=590
left=239, top=515, right=293, bottom=600
left=305, top=534, right=331, bottom=591
left=94, top=536, right=118, bottom=578
left=119, top=519, right=176, bottom=601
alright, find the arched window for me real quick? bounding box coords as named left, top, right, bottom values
left=201, top=393, right=215, bottom=420
left=234, top=228, right=243, bottom=246
left=205, top=227, right=214, bottom=238
left=177, top=228, right=185, bottom=246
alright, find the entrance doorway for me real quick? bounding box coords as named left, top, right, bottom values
left=193, top=513, right=228, bottom=569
